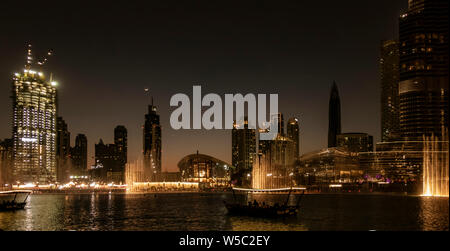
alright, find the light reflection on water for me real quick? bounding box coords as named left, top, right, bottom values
left=0, top=193, right=447, bottom=231
left=228, top=216, right=308, bottom=231
left=419, top=196, right=450, bottom=231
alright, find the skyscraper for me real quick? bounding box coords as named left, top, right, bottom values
left=277, top=113, right=284, bottom=136
left=11, top=44, right=57, bottom=184
left=0, top=139, right=13, bottom=186
left=254, top=113, right=296, bottom=189
left=114, top=125, right=127, bottom=166
left=253, top=135, right=296, bottom=189
left=93, top=138, right=123, bottom=183
left=143, top=100, right=162, bottom=182
left=232, top=118, right=256, bottom=187
left=56, top=117, right=71, bottom=183
left=380, top=40, right=400, bottom=141
left=286, top=117, right=300, bottom=159
left=259, top=113, right=284, bottom=154
left=70, top=134, right=88, bottom=177
left=328, top=81, right=341, bottom=147
left=398, top=0, right=449, bottom=139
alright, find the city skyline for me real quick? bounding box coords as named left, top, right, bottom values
left=0, top=0, right=448, bottom=234
left=1, top=0, right=408, bottom=171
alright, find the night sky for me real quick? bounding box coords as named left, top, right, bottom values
left=0, top=0, right=407, bottom=171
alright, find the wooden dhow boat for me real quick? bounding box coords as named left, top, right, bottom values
left=0, top=190, right=32, bottom=211
left=224, top=187, right=305, bottom=217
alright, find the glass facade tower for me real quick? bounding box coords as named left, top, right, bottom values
left=398, top=0, right=449, bottom=139
left=143, top=101, right=162, bottom=182
left=380, top=40, right=400, bottom=141
left=11, top=45, right=57, bottom=184
left=232, top=118, right=256, bottom=186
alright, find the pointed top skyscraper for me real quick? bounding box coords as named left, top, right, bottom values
left=328, top=81, right=341, bottom=147
left=143, top=91, right=162, bottom=182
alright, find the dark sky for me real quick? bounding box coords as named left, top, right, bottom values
left=0, top=0, right=407, bottom=171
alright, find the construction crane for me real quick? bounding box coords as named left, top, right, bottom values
left=25, top=43, right=54, bottom=69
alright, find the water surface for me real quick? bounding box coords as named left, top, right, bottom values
left=0, top=193, right=448, bottom=231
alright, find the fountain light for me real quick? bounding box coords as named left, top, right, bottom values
left=422, top=128, right=449, bottom=197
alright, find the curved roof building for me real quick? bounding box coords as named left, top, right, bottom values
left=178, top=152, right=232, bottom=186
left=299, top=147, right=360, bottom=183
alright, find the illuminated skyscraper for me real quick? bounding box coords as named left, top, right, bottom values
left=253, top=113, right=296, bottom=189
left=143, top=98, right=162, bottom=182
left=253, top=135, right=296, bottom=189
left=380, top=40, right=400, bottom=141
left=259, top=113, right=285, bottom=154
left=328, top=81, right=341, bottom=147
left=232, top=118, right=256, bottom=187
left=398, top=0, right=448, bottom=139
left=11, top=44, right=57, bottom=184
left=286, top=117, right=300, bottom=159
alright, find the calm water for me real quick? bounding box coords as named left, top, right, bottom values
left=0, top=193, right=448, bottom=231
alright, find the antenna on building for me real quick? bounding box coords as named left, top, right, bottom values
left=25, top=44, right=33, bottom=69
left=144, top=88, right=150, bottom=104
left=37, top=49, right=53, bottom=67
left=144, top=88, right=154, bottom=107
left=25, top=44, right=54, bottom=70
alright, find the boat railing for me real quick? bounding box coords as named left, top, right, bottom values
left=230, top=187, right=306, bottom=208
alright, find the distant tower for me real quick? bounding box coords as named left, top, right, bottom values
left=143, top=90, right=162, bottom=182
left=328, top=81, right=341, bottom=147
left=259, top=113, right=284, bottom=154
left=71, top=134, right=88, bottom=176
left=277, top=113, right=284, bottom=136
left=253, top=134, right=296, bottom=189
left=380, top=40, right=400, bottom=142
left=114, top=125, right=128, bottom=165
left=93, top=134, right=124, bottom=184
left=11, top=44, right=57, bottom=184
left=56, top=117, right=71, bottom=183
left=232, top=118, right=256, bottom=187
left=286, top=117, right=300, bottom=158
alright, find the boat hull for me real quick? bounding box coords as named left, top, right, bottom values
left=0, top=190, right=31, bottom=211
